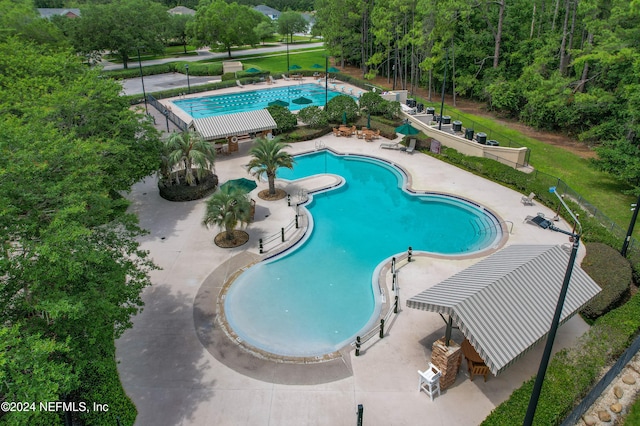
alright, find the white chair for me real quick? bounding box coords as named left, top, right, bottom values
left=418, top=363, right=442, bottom=401
left=521, top=192, right=535, bottom=206
left=269, top=76, right=277, bottom=84
left=405, top=138, right=416, bottom=154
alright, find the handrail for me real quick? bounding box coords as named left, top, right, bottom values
left=478, top=220, right=513, bottom=235
left=258, top=215, right=303, bottom=254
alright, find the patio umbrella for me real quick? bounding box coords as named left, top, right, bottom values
left=268, top=99, right=289, bottom=107
left=342, top=111, right=347, bottom=125
left=395, top=122, right=420, bottom=135
left=245, top=67, right=261, bottom=73
left=292, top=96, right=313, bottom=105
left=327, top=66, right=340, bottom=73
left=311, top=63, right=324, bottom=69
left=367, top=113, right=371, bottom=129
left=289, top=64, right=302, bottom=70
left=220, top=178, right=257, bottom=193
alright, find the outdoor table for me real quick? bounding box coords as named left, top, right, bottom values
left=338, top=126, right=353, bottom=137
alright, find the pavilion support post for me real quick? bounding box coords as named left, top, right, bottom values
left=444, top=315, right=453, bottom=346
left=431, top=338, right=462, bottom=390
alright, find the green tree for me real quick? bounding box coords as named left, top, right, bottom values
left=168, top=13, right=194, bottom=54
left=297, top=105, right=328, bottom=128
left=74, top=0, right=170, bottom=68
left=246, top=137, right=294, bottom=195
left=203, top=187, right=252, bottom=240
left=188, top=0, right=266, bottom=57
left=166, top=129, right=217, bottom=186
left=277, top=10, right=308, bottom=43
left=266, top=104, right=297, bottom=134
left=325, top=95, right=360, bottom=123
left=255, top=20, right=275, bottom=45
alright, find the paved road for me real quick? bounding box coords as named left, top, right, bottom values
left=101, top=42, right=325, bottom=71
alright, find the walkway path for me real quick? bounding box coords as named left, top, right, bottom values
left=117, top=134, right=590, bottom=425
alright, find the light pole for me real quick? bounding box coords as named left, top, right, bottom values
left=438, top=49, right=448, bottom=131
left=185, top=64, right=190, bottom=94
left=137, top=47, right=148, bottom=114
left=325, top=55, right=329, bottom=110
left=286, top=34, right=290, bottom=78
left=523, top=186, right=582, bottom=426
left=621, top=192, right=640, bottom=257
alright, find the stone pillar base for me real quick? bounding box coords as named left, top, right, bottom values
left=431, top=338, right=462, bottom=390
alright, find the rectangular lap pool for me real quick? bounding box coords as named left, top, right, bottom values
left=173, top=83, right=355, bottom=118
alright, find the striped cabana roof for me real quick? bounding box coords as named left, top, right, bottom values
left=406, top=244, right=601, bottom=375
left=190, top=109, right=277, bottom=141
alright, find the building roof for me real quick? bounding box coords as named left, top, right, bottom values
left=190, top=109, right=277, bottom=140
left=254, top=5, right=281, bottom=18
left=168, top=6, right=196, bottom=15
left=406, top=244, right=601, bottom=375
left=37, top=8, right=81, bottom=19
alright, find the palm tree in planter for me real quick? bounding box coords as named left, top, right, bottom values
left=203, top=186, right=252, bottom=247
left=158, top=129, right=218, bottom=201
left=246, top=137, right=294, bottom=200
left=167, top=129, right=217, bottom=186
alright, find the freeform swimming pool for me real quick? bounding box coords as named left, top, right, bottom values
left=174, top=83, right=352, bottom=118
left=224, top=151, right=502, bottom=357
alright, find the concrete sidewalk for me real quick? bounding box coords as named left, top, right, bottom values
left=117, top=135, right=590, bottom=425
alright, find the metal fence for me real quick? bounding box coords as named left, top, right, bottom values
left=561, top=333, right=640, bottom=425
left=147, top=94, right=188, bottom=131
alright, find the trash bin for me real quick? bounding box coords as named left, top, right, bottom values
left=452, top=120, right=462, bottom=132
left=476, top=132, right=487, bottom=144
left=426, top=107, right=435, bottom=115
left=486, top=139, right=499, bottom=146
left=465, top=128, right=474, bottom=140
left=442, top=115, right=451, bottom=124
left=417, top=103, right=424, bottom=113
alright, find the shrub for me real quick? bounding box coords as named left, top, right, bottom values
left=580, top=243, right=632, bottom=320
left=158, top=171, right=218, bottom=201
left=325, top=95, right=359, bottom=124
left=266, top=105, right=297, bottom=134
left=297, top=106, right=328, bottom=128
left=359, top=91, right=387, bottom=115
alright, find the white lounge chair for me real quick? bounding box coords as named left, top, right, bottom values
left=405, top=138, right=416, bottom=154
left=380, top=142, right=402, bottom=150
left=236, top=80, right=244, bottom=88
left=269, top=75, right=277, bottom=84
left=521, top=192, right=535, bottom=206
left=281, top=74, right=291, bottom=81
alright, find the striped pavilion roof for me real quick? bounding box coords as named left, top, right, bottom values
left=190, top=109, right=277, bottom=141
left=406, top=245, right=601, bottom=375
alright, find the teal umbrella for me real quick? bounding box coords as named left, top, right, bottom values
left=220, top=178, right=257, bottom=193
left=289, top=64, right=302, bottom=70
left=311, top=63, right=324, bottom=69
left=342, top=111, right=347, bottom=125
left=292, top=96, right=313, bottom=105
left=268, top=99, right=289, bottom=107
left=367, top=113, right=371, bottom=129
left=328, top=66, right=340, bottom=73
left=395, top=122, right=420, bottom=135
left=245, top=67, right=261, bottom=73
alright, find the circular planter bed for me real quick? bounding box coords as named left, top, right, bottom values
left=214, top=230, right=249, bottom=248
left=258, top=188, right=287, bottom=201
left=158, top=170, right=218, bottom=202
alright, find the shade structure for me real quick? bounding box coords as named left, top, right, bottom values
left=245, top=67, right=261, bottom=73
left=406, top=245, right=602, bottom=375
left=311, top=63, right=324, bottom=69
left=327, top=66, right=340, bottom=73
left=291, top=96, right=312, bottom=105
left=268, top=99, right=289, bottom=107
left=220, top=178, right=257, bottom=193
left=395, top=122, right=420, bottom=135
left=190, top=109, right=277, bottom=141
left=289, top=64, right=302, bottom=70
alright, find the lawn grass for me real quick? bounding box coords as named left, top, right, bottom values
left=415, top=101, right=636, bottom=232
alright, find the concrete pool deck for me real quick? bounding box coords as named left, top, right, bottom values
left=118, top=134, right=590, bottom=425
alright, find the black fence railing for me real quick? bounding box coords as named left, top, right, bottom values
left=147, top=94, right=188, bottom=131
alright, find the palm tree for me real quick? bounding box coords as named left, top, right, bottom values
left=246, top=137, right=294, bottom=196
left=202, top=186, right=252, bottom=241
left=166, top=129, right=216, bottom=186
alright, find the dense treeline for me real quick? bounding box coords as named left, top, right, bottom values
left=315, top=0, right=640, bottom=192
left=0, top=1, right=161, bottom=424
left=34, top=0, right=315, bottom=11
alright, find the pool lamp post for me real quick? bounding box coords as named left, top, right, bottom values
left=137, top=46, right=148, bottom=114
left=438, top=49, right=448, bottom=131
left=523, top=186, right=582, bottom=426
left=185, top=64, right=191, bottom=94
left=286, top=34, right=290, bottom=78
left=325, top=55, right=329, bottom=110
left=621, top=192, right=640, bottom=257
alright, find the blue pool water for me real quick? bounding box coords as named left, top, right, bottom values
left=174, top=83, right=351, bottom=118
left=224, top=151, right=501, bottom=357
